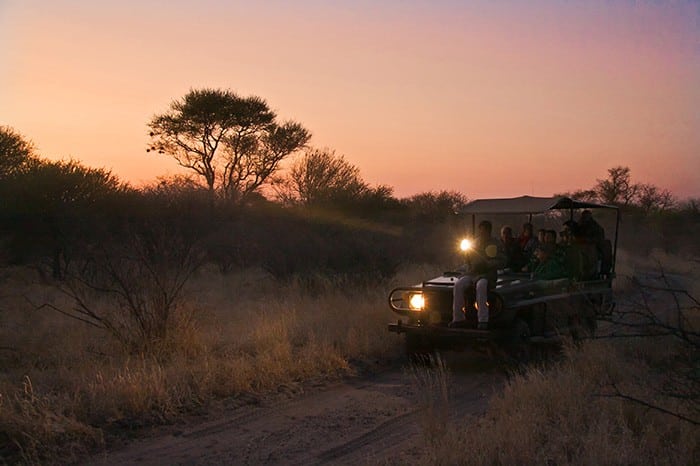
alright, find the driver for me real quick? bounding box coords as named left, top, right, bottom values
left=450, top=220, right=505, bottom=330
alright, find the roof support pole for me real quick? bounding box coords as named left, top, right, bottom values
left=612, top=208, right=620, bottom=274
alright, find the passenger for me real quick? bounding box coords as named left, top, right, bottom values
left=544, top=229, right=557, bottom=245
left=559, top=225, right=572, bottom=246
left=450, top=220, right=505, bottom=330
left=522, top=250, right=539, bottom=273
left=537, top=228, right=547, bottom=246
left=578, top=210, right=604, bottom=244
left=559, top=229, right=572, bottom=245
left=576, top=210, right=605, bottom=277
left=563, top=220, right=578, bottom=237
left=520, top=228, right=549, bottom=273
left=500, top=225, right=524, bottom=271
left=532, top=244, right=567, bottom=280
left=554, top=230, right=571, bottom=270
left=518, top=222, right=538, bottom=259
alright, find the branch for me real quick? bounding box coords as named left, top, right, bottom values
left=25, top=298, right=105, bottom=329
left=598, top=383, right=699, bottom=426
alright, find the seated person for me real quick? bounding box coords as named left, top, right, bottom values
left=554, top=229, right=571, bottom=268
left=518, top=222, right=538, bottom=260
left=522, top=253, right=539, bottom=273
left=544, top=229, right=557, bottom=245
left=451, top=220, right=505, bottom=330
left=562, top=220, right=577, bottom=237
left=532, top=244, right=567, bottom=280
left=559, top=228, right=572, bottom=245
left=537, top=228, right=547, bottom=245
left=519, top=227, right=540, bottom=273
left=570, top=211, right=604, bottom=279
left=499, top=225, right=524, bottom=271
left=578, top=210, right=604, bottom=244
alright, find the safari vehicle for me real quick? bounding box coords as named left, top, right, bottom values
left=388, top=196, right=619, bottom=360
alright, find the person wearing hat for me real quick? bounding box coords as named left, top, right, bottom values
left=532, top=243, right=567, bottom=280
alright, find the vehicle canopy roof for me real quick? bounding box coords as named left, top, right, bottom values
left=462, top=196, right=620, bottom=275
left=461, top=196, right=618, bottom=215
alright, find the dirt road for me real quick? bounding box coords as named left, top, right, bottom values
left=90, top=355, right=504, bottom=465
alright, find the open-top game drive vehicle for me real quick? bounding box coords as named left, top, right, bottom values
left=388, top=196, right=619, bottom=361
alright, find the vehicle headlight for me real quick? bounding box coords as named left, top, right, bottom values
left=408, top=292, right=424, bottom=310
left=460, top=238, right=473, bottom=252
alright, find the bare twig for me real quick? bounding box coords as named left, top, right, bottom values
left=595, top=267, right=700, bottom=426
left=598, top=383, right=699, bottom=426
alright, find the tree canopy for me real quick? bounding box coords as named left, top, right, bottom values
left=564, top=166, right=676, bottom=213
left=147, top=88, right=310, bottom=202
left=0, top=125, right=36, bottom=178
left=275, top=148, right=369, bottom=206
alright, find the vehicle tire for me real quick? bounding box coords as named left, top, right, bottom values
left=506, top=318, right=532, bottom=366
left=405, top=333, right=434, bottom=365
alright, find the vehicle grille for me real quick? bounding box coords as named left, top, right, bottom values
left=423, top=287, right=453, bottom=321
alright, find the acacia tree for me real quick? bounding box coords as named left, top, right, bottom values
left=147, top=88, right=310, bottom=201
left=636, top=183, right=676, bottom=213
left=561, top=166, right=677, bottom=213
left=595, top=166, right=638, bottom=206
left=275, top=148, right=369, bottom=206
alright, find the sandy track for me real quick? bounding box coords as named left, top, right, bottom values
left=89, top=355, right=504, bottom=465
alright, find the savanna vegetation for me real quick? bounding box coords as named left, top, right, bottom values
left=1, top=89, right=699, bottom=464
left=415, top=251, right=699, bottom=465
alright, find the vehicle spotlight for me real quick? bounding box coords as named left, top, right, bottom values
left=460, top=238, right=473, bottom=252
left=408, top=293, right=425, bottom=310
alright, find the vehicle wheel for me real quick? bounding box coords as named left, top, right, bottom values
left=506, top=318, right=532, bottom=366
left=405, top=334, right=434, bottom=365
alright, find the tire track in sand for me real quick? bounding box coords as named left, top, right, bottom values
left=90, top=355, right=503, bottom=465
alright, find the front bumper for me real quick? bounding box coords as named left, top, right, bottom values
left=387, top=321, right=494, bottom=340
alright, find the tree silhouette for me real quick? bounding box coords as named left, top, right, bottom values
left=147, top=88, right=310, bottom=202
left=561, top=166, right=677, bottom=213
left=2, top=159, right=125, bottom=278
left=401, top=190, right=468, bottom=223
left=595, top=166, right=638, bottom=206
left=275, top=148, right=369, bottom=206
left=0, top=126, right=36, bottom=178
left=636, top=183, right=676, bottom=213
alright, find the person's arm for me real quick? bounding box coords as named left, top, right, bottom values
left=534, top=260, right=567, bottom=280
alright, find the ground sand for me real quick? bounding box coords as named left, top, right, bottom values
left=88, top=354, right=504, bottom=465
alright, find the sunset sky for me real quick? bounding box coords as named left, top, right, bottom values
left=2, top=0, right=699, bottom=199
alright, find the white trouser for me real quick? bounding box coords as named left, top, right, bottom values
left=452, top=276, right=489, bottom=323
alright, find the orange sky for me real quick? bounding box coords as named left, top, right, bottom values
left=2, top=1, right=699, bottom=199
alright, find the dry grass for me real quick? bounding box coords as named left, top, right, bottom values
left=409, top=355, right=452, bottom=444
left=418, top=250, right=700, bottom=466
left=0, top=264, right=439, bottom=463
left=420, top=339, right=698, bottom=466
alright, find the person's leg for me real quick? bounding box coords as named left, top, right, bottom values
left=475, top=278, right=489, bottom=324
left=452, top=275, right=473, bottom=323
